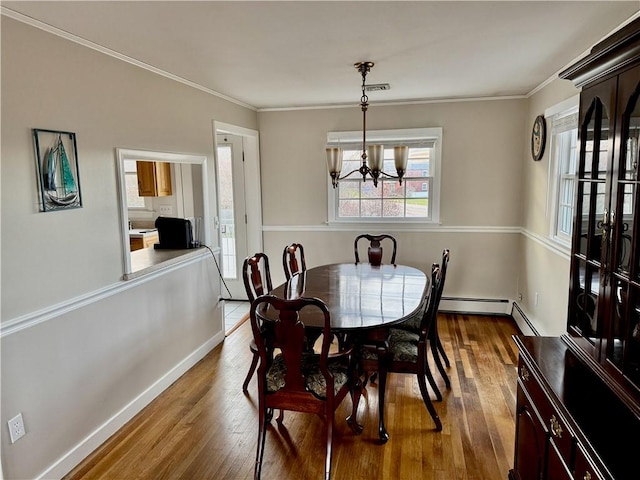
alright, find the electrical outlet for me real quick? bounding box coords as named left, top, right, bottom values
left=8, top=413, right=25, bottom=443
left=158, top=205, right=173, bottom=215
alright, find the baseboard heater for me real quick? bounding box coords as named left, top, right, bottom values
left=439, top=296, right=511, bottom=315
left=510, top=302, right=539, bottom=336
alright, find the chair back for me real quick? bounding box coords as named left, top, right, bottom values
left=354, top=234, right=397, bottom=266
left=282, top=243, right=306, bottom=280
left=250, top=295, right=341, bottom=396
left=418, top=263, right=442, bottom=339
left=242, top=253, right=273, bottom=301
left=435, top=249, right=450, bottom=308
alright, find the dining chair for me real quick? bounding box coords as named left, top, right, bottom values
left=241, top=252, right=273, bottom=393
left=354, top=233, right=397, bottom=266
left=250, top=294, right=358, bottom=480
left=357, top=263, right=443, bottom=439
left=392, top=249, right=452, bottom=399
left=282, top=242, right=306, bottom=280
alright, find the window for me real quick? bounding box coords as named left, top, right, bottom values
left=124, top=160, right=145, bottom=208
left=547, top=97, right=579, bottom=245
left=327, top=128, right=442, bottom=223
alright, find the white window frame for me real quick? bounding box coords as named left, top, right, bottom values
left=546, top=95, right=579, bottom=248
left=327, top=127, right=442, bottom=224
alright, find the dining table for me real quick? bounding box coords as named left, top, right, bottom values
left=267, top=262, right=429, bottom=442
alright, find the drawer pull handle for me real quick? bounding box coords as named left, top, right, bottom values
left=520, top=366, right=530, bottom=382
left=550, top=415, right=563, bottom=438
left=583, top=472, right=592, bottom=480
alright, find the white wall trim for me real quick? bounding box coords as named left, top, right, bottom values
left=258, top=95, right=527, bottom=112
left=0, top=7, right=256, bottom=111
left=520, top=228, right=571, bottom=261
left=262, top=224, right=522, bottom=234
left=35, top=331, right=225, bottom=480
left=0, top=249, right=219, bottom=338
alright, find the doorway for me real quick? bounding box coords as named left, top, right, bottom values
left=213, top=122, right=262, bottom=304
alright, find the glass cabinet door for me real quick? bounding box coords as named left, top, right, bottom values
left=568, top=77, right=617, bottom=348
left=608, top=65, right=640, bottom=382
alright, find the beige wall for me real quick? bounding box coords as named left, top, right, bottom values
left=516, top=77, right=580, bottom=336
left=258, top=99, right=526, bottom=299
left=1, top=18, right=256, bottom=479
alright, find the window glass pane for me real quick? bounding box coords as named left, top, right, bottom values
left=339, top=199, right=360, bottom=217
left=596, top=114, right=610, bottom=180
left=382, top=198, right=404, bottom=217
left=578, top=183, right=590, bottom=256
left=123, top=160, right=145, bottom=208
left=342, top=149, right=361, bottom=175
left=383, top=181, right=403, bottom=198
left=361, top=199, right=382, bottom=217
left=361, top=182, right=381, bottom=199
left=404, top=179, right=429, bottom=217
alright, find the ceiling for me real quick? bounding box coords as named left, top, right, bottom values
left=3, top=1, right=639, bottom=110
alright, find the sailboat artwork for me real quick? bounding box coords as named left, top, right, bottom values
left=33, top=129, right=82, bottom=211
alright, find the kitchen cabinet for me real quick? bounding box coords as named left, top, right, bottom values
left=511, top=18, right=640, bottom=480
left=137, top=161, right=172, bottom=197
left=129, top=231, right=159, bottom=251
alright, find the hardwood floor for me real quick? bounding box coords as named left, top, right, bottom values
left=63, top=313, right=521, bottom=480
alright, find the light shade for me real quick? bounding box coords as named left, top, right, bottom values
left=367, top=144, right=384, bottom=171
left=325, top=147, right=343, bottom=175
left=394, top=146, right=409, bottom=171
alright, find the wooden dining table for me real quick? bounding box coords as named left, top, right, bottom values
left=268, top=262, right=429, bottom=442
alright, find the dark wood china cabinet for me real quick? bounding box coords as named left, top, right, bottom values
left=510, top=18, right=640, bottom=480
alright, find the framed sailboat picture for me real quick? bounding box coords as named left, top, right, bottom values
left=33, top=129, right=82, bottom=211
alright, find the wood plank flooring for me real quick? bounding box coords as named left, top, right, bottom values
left=63, top=313, right=521, bottom=480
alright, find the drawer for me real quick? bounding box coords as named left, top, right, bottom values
left=518, top=360, right=575, bottom=467
left=573, top=443, right=607, bottom=480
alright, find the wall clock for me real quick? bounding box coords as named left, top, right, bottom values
left=531, top=115, right=546, bottom=161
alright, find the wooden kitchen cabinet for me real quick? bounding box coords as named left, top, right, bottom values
left=137, top=161, right=172, bottom=197
left=129, top=233, right=159, bottom=251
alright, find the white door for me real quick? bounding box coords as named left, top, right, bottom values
left=216, top=133, right=249, bottom=299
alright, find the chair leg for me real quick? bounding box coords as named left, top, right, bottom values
left=431, top=336, right=451, bottom=389
left=254, top=406, right=268, bottom=480
left=325, top=410, right=335, bottom=480
left=417, top=367, right=443, bottom=431
left=424, top=354, right=442, bottom=402
left=437, top=336, right=451, bottom=367
left=243, top=351, right=259, bottom=392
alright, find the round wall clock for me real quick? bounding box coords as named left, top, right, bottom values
left=531, top=115, right=546, bottom=161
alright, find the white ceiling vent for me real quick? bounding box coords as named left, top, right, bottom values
left=365, top=83, right=390, bottom=92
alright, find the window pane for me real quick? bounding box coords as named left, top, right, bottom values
left=125, top=173, right=145, bottom=208
left=361, top=199, right=382, bottom=217
left=382, top=199, right=404, bottom=217
left=339, top=199, right=360, bottom=217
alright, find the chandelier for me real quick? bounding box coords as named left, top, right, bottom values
left=326, top=61, right=408, bottom=188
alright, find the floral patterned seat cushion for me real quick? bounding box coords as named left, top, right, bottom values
left=266, top=353, right=350, bottom=398
left=360, top=328, right=420, bottom=363
left=395, top=297, right=427, bottom=333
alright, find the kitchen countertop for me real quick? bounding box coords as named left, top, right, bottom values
left=125, top=247, right=207, bottom=280
left=129, top=228, right=158, bottom=239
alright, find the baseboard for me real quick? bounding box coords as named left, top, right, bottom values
left=37, top=331, right=225, bottom=480
left=510, top=302, right=539, bottom=336
left=439, top=296, right=512, bottom=315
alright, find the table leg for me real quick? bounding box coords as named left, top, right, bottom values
left=376, top=343, right=390, bottom=443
